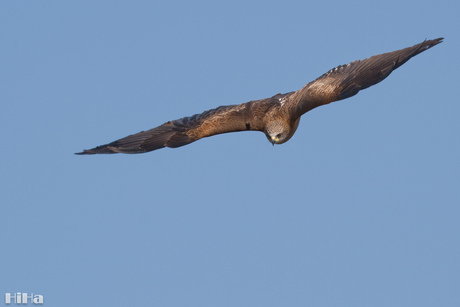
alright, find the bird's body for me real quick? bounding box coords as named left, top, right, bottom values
left=76, top=38, right=443, bottom=155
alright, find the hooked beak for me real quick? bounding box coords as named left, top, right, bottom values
left=270, top=137, right=278, bottom=146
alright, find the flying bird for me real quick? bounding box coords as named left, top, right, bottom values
left=76, top=38, right=443, bottom=155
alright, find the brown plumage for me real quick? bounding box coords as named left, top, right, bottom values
left=76, top=38, right=443, bottom=155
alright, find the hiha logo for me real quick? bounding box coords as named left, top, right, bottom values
left=5, top=293, right=43, bottom=305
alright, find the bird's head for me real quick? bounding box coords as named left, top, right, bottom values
left=264, top=118, right=300, bottom=146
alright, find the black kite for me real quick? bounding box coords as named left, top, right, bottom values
left=76, top=38, right=443, bottom=155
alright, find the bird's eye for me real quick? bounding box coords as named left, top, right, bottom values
left=276, top=133, right=282, bottom=138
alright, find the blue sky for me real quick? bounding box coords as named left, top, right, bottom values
left=1, top=0, right=459, bottom=306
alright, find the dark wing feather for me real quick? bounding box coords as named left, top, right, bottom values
left=290, top=38, right=443, bottom=116
left=75, top=99, right=275, bottom=154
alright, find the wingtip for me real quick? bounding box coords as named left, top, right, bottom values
left=426, top=37, right=444, bottom=47
left=74, top=149, right=95, bottom=155
left=410, top=37, right=444, bottom=59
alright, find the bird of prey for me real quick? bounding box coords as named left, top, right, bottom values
left=76, top=38, right=443, bottom=155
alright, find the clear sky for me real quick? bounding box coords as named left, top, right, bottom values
left=1, top=0, right=458, bottom=306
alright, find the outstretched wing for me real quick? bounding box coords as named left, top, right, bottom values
left=75, top=98, right=276, bottom=154
left=289, top=38, right=443, bottom=116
